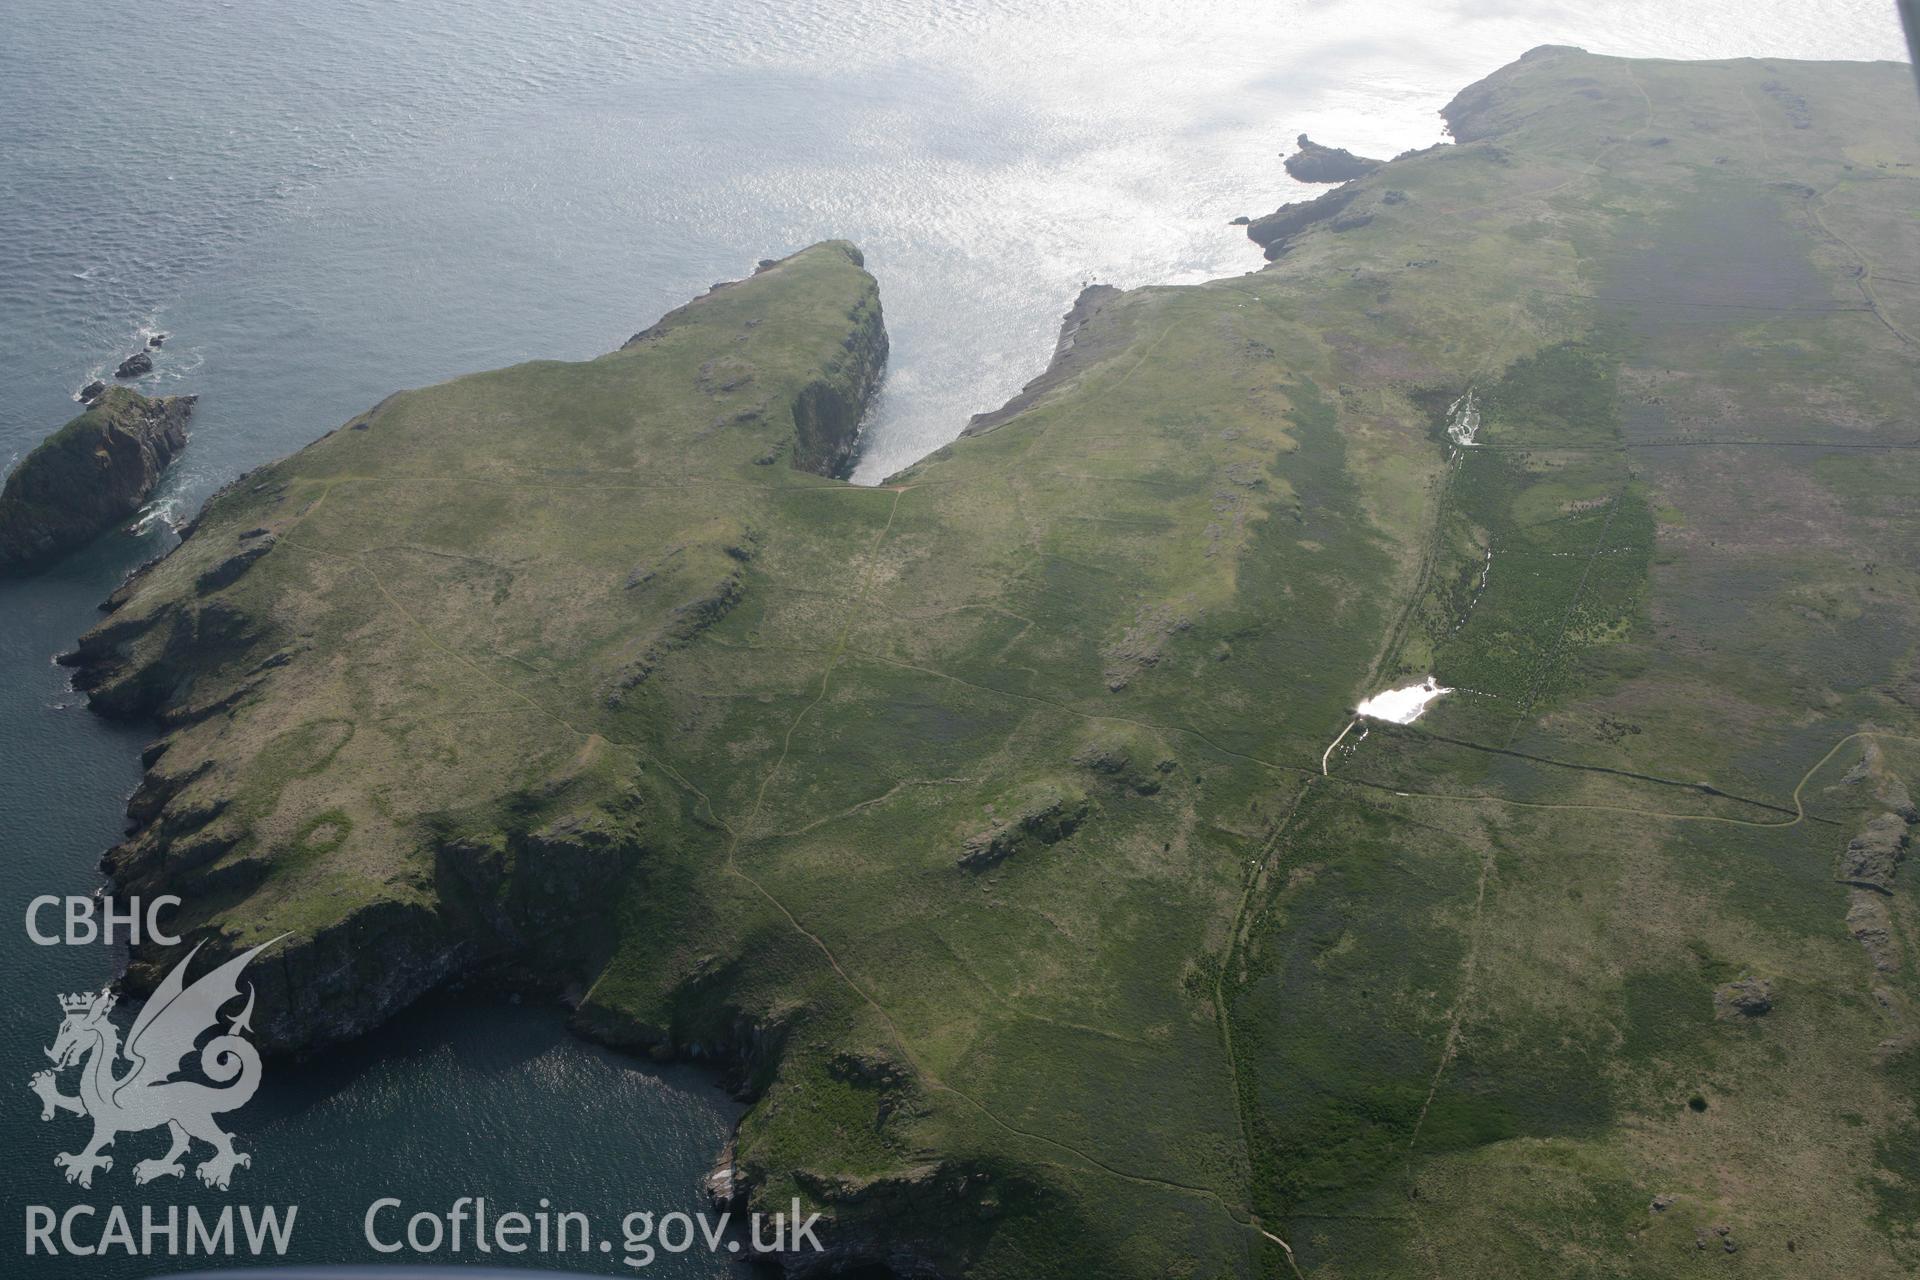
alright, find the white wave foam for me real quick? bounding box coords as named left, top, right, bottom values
left=128, top=497, right=183, bottom=536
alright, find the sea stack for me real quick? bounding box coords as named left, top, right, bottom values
left=0, top=387, right=194, bottom=574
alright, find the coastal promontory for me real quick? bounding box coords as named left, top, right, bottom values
left=1282, top=133, right=1383, bottom=182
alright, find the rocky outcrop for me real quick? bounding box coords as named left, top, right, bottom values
left=1839, top=812, right=1910, bottom=893
left=704, top=1137, right=742, bottom=1210
left=1284, top=134, right=1383, bottom=183
left=790, top=296, right=887, bottom=479
left=194, top=534, right=277, bottom=593
left=1073, top=736, right=1171, bottom=796
left=0, top=388, right=193, bottom=575
left=959, top=791, right=1090, bottom=871
left=1243, top=184, right=1362, bottom=259
left=115, top=350, right=153, bottom=379
left=1102, top=602, right=1197, bottom=690
left=601, top=561, right=749, bottom=708
left=1848, top=890, right=1901, bottom=974
left=1714, top=976, right=1774, bottom=1017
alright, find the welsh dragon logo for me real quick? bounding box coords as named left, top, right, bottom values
left=29, top=938, right=282, bottom=1190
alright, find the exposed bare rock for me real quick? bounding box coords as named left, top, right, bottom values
left=704, top=1136, right=742, bottom=1210
left=1839, top=812, right=1909, bottom=894
left=1848, top=889, right=1901, bottom=974
left=194, top=533, right=276, bottom=593
left=601, top=566, right=746, bottom=708
left=0, top=388, right=194, bottom=574
left=959, top=791, right=1089, bottom=871
left=1243, top=185, right=1361, bottom=260
left=1714, top=976, right=1774, bottom=1017
left=1879, top=775, right=1917, bottom=822
left=1072, top=736, right=1168, bottom=795
left=1102, top=602, right=1192, bottom=691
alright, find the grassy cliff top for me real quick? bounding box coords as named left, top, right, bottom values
left=75, top=51, right=1920, bottom=1279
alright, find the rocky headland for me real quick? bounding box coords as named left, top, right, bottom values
left=1282, top=133, right=1383, bottom=182
left=0, top=387, right=193, bottom=574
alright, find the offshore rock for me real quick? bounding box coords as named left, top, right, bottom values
left=0, top=387, right=193, bottom=574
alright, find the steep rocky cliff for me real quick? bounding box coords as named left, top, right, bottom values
left=0, top=387, right=193, bottom=573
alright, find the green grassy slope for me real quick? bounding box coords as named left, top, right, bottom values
left=68, top=50, right=1920, bottom=1279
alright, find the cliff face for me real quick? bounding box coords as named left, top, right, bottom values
left=0, top=388, right=193, bottom=573
left=623, top=240, right=886, bottom=478
left=789, top=297, right=888, bottom=478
